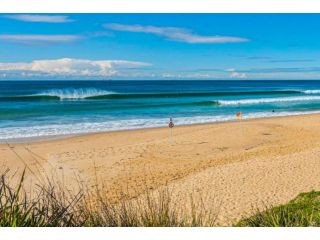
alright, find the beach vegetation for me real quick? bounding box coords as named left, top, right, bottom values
left=2, top=168, right=319, bottom=227
left=236, top=191, right=320, bottom=227
left=0, top=170, right=217, bottom=227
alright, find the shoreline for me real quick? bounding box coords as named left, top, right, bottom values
left=3, top=110, right=320, bottom=145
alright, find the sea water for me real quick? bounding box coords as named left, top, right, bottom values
left=1, top=80, right=320, bottom=141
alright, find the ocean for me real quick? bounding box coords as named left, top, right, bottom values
left=1, top=80, right=320, bottom=142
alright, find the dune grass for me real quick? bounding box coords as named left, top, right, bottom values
left=236, top=191, right=320, bottom=227
left=0, top=169, right=217, bottom=227
left=2, top=167, right=320, bottom=227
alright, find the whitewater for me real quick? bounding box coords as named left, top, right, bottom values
left=34, top=88, right=116, bottom=100
left=2, top=80, right=320, bottom=141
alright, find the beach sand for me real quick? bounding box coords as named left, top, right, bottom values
left=2, top=114, right=320, bottom=225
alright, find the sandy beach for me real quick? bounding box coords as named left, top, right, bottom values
left=2, top=113, right=320, bottom=225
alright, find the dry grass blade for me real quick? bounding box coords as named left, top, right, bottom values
left=0, top=170, right=219, bottom=227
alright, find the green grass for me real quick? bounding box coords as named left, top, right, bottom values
left=236, top=191, right=320, bottom=227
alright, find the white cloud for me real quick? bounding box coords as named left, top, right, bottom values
left=159, top=72, right=226, bottom=79
left=0, top=58, right=151, bottom=78
left=104, top=24, right=249, bottom=44
left=226, top=68, right=247, bottom=79
left=4, top=14, right=74, bottom=23
left=229, top=71, right=247, bottom=79
left=0, top=34, right=82, bottom=43
left=162, top=73, right=180, bottom=78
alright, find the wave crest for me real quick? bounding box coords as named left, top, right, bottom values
left=35, top=88, right=115, bottom=100
left=303, top=90, right=320, bottom=94
left=0, top=89, right=303, bottom=102
left=218, top=96, right=320, bottom=105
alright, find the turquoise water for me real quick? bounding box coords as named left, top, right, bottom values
left=1, top=80, right=320, bottom=141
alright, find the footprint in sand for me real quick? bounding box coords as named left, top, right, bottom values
left=262, top=133, right=272, bottom=136
left=218, top=147, right=229, bottom=151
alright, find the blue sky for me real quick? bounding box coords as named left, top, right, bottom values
left=1, top=14, right=320, bottom=80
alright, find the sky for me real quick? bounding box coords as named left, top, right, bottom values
left=1, top=14, right=320, bottom=80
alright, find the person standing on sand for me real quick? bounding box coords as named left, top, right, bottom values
left=168, top=117, right=174, bottom=141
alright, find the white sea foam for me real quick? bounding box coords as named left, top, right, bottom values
left=2, top=110, right=320, bottom=142
left=303, top=90, right=320, bottom=94
left=35, top=88, right=115, bottom=99
left=218, top=96, right=320, bottom=105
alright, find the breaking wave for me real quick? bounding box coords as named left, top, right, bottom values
left=303, top=90, right=320, bottom=94
left=35, top=88, right=115, bottom=100
left=0, top=89, right=303, bottom=102
left=2, top=110, right=320, bottom=141
left=217, top=96, right=320, bottom=105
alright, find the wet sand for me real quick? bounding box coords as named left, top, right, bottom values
left=2, top=114, right=320, bottom=225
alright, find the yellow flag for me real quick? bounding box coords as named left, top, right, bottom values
left=236, top=112, right=242, bottom=119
